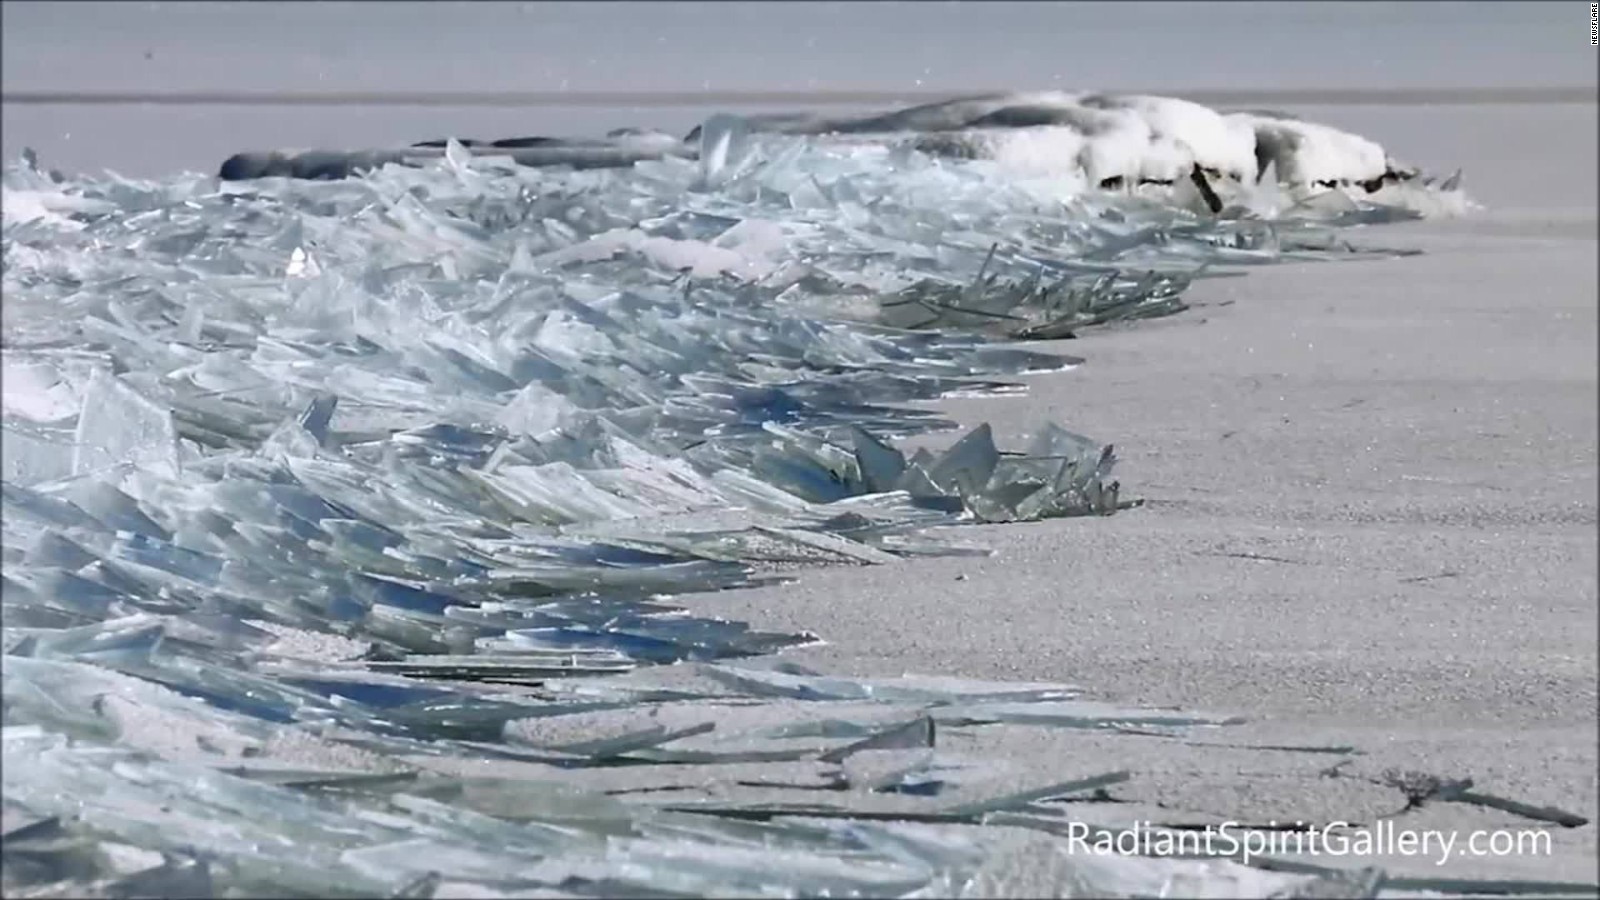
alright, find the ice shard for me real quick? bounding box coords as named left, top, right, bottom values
left=71, top=370, right=181, bottom=479
left=0, top=110, right=1525, bottom=898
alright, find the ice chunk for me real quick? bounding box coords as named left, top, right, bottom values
left=2, top=423, right=78, bottom=485
left=71, top=371, right=179, bottom=478
left=495, top=382, right=575, bottom=437
left=696, top=114, right=754, bottom=189
left=700, top=665, right=1081, bottom=704
left=850, top=425, right=908, bottom=493
left=2, top=356, right=82, bottom=423
left=926, top=423, right=1000, bottom=499
left=934, top=700, right=1244, bottom=731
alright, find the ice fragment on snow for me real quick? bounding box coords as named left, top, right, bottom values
left=71, top=371, right=180, bottom=478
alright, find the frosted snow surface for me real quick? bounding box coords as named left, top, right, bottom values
left=0, top=112, right=1471, bottom=898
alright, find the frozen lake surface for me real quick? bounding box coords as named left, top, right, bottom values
left=2, top=3, right=1596, bottom=896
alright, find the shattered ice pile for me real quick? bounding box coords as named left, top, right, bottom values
left=218, top=93, right=1481, bottom=224
left=0, top=134, right=1532, bottom=898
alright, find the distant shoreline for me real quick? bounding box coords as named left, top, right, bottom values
left=4, top=86, right=1596, bottom=108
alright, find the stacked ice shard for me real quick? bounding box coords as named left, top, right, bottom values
left=0, top=126, right=1470, bottom=898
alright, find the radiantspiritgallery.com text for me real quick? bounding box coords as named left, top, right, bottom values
left=1062, top=821, right=1553, bottom=867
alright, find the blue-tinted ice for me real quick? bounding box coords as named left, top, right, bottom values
left=0, top=122, right=1551, bottom=898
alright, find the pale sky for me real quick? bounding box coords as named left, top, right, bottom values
left=3, top=1, right=1595, bottom=95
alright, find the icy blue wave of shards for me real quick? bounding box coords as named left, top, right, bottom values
left=0, top=128, right=1437, bottom=897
